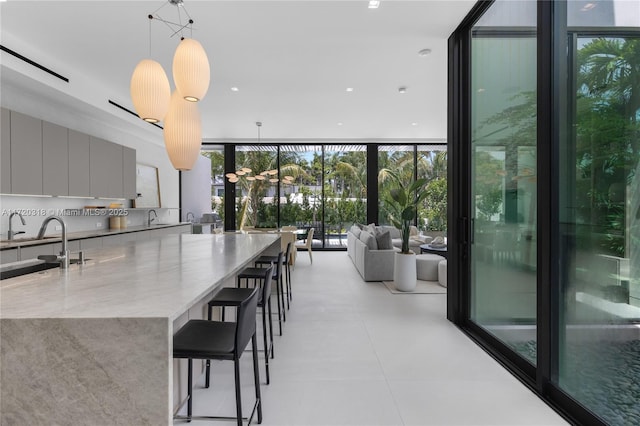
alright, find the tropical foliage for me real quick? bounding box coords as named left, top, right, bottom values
left=380, top=169, right=429, bottom=254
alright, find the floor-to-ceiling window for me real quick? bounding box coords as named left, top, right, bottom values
left=234, top=145, right=278, bottom=229
left=469, top=0, right=538, bottom=361
left=323, top=145, right=367, bottom=248
left=451, top=0, right=640, bottom=424
left=557, top=29, right=640, bottom=426
left=199, top=143, right=435, bottom=248
left=378, top=145, right=415, bottom=227
left=417, top=145, right=448, bottom=236
left=378, top=145, right=447, bottom=234
left=200, top=145, right=225, bottom=222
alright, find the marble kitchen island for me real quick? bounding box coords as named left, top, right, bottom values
left=0, top=232, right=280, bottom=425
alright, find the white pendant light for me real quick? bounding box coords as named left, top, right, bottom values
left=173, top=38, right=210, bottom=102
left=130, top=59, right=171, bottom=123
left=163, top=90, right=202, bottom=171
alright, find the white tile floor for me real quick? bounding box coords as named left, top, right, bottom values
left=177, top=251, right=568, bottom=425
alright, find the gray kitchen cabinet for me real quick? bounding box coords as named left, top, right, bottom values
left=19, top=243, right=55, bottom=260
left=68, top=130, right=91, bottom=197
left=42, top=121, right=69, bottom=196
left=79, top=237, right=103, bottom=251
left=121, top=232, right=138, bottom=243
left=52, top=240, right=80, bottom=255
left=10, top=111, right=42, bottom=195
left=1, top=108, right=11, bottom=193
left=90, top=137, right=123, bottom=198
left=102, top=234, right=123, bottom=247
left=123, top=146, right=136, bottom=199
left=1, top=248, right=18, bottom=264
left=107, top=143, right=124, bottom=199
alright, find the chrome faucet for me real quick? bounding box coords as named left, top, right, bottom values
left=186, top=212, right=195, bottom=223
left=147, top=209, right=158, bottom=226
left=7, top=212, right=26, bottom=240
left=36, top=215, right=69, bottom=269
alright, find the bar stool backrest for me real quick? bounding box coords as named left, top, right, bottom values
left=284, top=241, right=293, bottom=264
left=234, top=287, right=259, bottom=358
left=261, top=264, right=273, bottom=305
left=274, top=251, right=284, bottom=279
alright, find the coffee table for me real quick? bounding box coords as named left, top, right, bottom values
left=420, top=243, right=447, bottom=259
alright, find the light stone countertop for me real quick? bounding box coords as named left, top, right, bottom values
left=0, top=232, right=279, bottom=320
left=0, top=222, right=192, bottom=249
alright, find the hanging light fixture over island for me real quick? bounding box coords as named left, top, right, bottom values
left=129, top=0, right=210, bottom=171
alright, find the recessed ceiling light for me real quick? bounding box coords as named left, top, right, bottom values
left=346, top=87, right=354, bottom=92
left=581, top=3, right=596, bottom=11
left=418, top=48, right=432, bottom=57
left=337, top=122, right=343, bottom=126
left=411, top=123, right=418, bottom=126
left=398, top=87, right=407, bottom=94
left=368, top=1, right=380, bottom=9
left=230, top=87, right=239, bottom=92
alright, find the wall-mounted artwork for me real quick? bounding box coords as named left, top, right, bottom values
left=134, top=163, right=161, bottom=208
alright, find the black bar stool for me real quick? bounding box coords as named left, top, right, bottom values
left=255, top=241, right=293, bottom=309
left=173, top=287, right=261, bottom=425
left=207, top=265, right=274, bottom=385
left=238, top=252, right=285, bottom=335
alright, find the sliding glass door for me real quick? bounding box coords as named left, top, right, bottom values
left=557, top=32, right=640, bottom=425
left=451, top=0, right=639, bottom=423
left=469, top=0, right=538, bottom=362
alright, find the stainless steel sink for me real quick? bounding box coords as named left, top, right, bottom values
left=0, top=259, right=60, bottom=280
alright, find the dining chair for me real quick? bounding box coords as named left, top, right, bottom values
left=295, top=227, right=314, bottom=264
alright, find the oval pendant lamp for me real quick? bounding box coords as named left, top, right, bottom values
left=163, top=90, right=202, bottom=171
left=172, top=38, right=210, bottom=102
left=130, top=59, right=171, bottom=123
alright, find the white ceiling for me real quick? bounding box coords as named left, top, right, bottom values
left=0, top=0, right=475, bottom=143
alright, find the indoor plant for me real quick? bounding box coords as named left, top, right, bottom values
left=381, top=169, right=429, bottom=291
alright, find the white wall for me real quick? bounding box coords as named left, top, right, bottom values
left=180, top=155, right=212, bottom=223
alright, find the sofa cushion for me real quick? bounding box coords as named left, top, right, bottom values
left=359, top=230, right=377, bottom=250
left=380, top=225, right=401, bottom=239
left=365, top=223, right=377, bottom=235
left=375, top=230, right=393, bottom=250
left=350, top=224, right=362, bottom=238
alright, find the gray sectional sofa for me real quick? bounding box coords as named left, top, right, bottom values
left=347, top=224, right=434, bottom=281
left=347, top=224, right=397, bottom=281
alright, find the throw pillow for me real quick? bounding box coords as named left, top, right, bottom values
left=355, top=223, right=365, bottom=230
left=410, top=225, right=419, bottom=236
left=350, top=225, right=361, bottom=238
left=358, top=230, right=378, bottom=250
left=375, top=230, right=393, bottom=250
left=365, top=222, right=377, bottom=235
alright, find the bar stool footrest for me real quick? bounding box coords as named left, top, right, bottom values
left=174, top=398, right=260, bottom=425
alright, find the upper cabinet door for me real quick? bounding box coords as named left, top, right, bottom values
left=90, top=137, right=123, bottom=199
left=1, top=108, right=11, bottom=194
left=107, top=143, right=124, bottom=199
left=42, top=121, right=69, bottom=196
left=68, top=130, right=91, bottom=197
left=123, top=146, right=137, bottom=200
left=90, top=137, right=111, bottom=198
left=10, top=111, right=42, bottom=195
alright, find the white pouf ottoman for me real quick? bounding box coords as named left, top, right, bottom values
left=416, top=254, right=445, bottom=281
left=438, top=259, right=447, bottom=288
